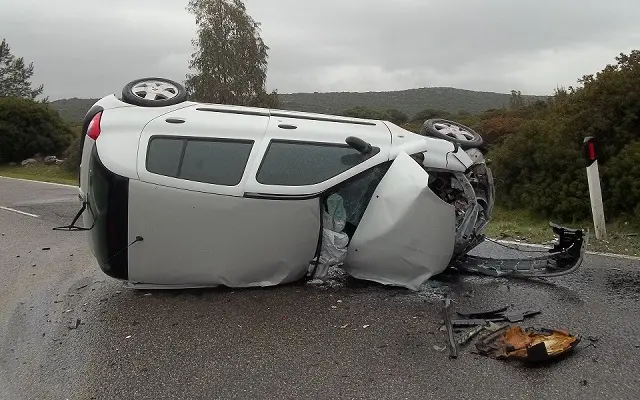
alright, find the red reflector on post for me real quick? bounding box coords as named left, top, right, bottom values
left=588, top=142, right=595, bottom=161
left=583, top=136, right=597, bottom=166
left=87, top=111, right=103, bottom=140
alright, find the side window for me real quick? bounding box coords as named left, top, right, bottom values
left=146, top=136, right=254, bottom=186
left=146, top=137, right=183, bottom=178
left=256, top=140, right=377, bottom=186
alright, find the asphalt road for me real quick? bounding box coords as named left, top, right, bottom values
left=1, top=176, right=640, bottom=400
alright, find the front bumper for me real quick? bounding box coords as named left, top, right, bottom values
left=451, top=223, right=588, bottom=278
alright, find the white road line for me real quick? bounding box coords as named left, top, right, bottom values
left=0, top=206, right=39, bottom=218
left=0, top=175, right=77, bottom=188
left=495, top=239, right=640, bottom=261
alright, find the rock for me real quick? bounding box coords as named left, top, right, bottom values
left=44, top=156, right=58, bottom=165
left=55, top=159, right=64, bottom=165
left=21, top=158, right=37, bottom=166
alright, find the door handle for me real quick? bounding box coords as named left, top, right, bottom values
left=278, top=124, right=297, bottom=130
left=166, top=118, right=185, bottom=124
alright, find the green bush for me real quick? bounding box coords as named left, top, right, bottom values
left=603, top=141, right=640, bottom=222
left=0, top=97, right=75, bottom=163
left=489, top=118, right=590, bottom=222
left=62, top=135, right=82, bottom=173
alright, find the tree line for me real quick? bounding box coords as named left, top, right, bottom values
left=1, top=0, right=640, bottom=225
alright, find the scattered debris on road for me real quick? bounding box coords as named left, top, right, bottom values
left=68, top=318, right=81, bottom=330
left=475, top=325, right=580, bottom=362
left=451, top=305, right=541, bottom=326
left=436, top=299, right=581, bottom=365
left=42, top=247, right=50, bottom=251
left=442, top=298, right=458, bottom=358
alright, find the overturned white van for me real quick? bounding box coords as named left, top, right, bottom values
left=64, top=77, right=586, bottom=290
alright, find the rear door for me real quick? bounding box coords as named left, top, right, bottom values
left=137, top=105, right=271, bottom=197
left=343, top=151, right=456, bottom=291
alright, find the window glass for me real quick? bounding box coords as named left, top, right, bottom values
left=257, top=141, right=375, bottom=186
left=179, top=139, right=253, bottom=186
left=146, top=136, right=253, bottom=186
left=146, top=137, right=184, bottom=177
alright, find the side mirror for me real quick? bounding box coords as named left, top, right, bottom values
left=345, top=136, right=372, bottom=154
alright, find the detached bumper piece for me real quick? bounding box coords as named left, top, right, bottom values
left=451, top=223, right=587, bottom=278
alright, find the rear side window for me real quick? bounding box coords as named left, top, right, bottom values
left=146, top=137, right=253, bottom=186
left=256, top=140, right=377, bottom=186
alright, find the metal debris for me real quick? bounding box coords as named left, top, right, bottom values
left=456, top=325, right=485, bottom=345
left=442, top=298, right=458, bottom=358
left=451, top=306, right=541, bottom=327
left=457, top=305, right=508, bottom=318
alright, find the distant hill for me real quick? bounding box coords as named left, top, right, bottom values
left=50, top=98, right=99, bottom=124
left=278, top=87, right=548, bottom=118
left=50, top=87, right=548, bottom=123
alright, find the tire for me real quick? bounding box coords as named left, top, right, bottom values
left=121, top=77, right=187, bottom=107
left=421, top=118, right=484, bottom=149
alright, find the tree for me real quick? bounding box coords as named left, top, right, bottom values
left=508, top=90, right=525, bottom=110
left=0, top=97, right=74, bottom=163
left=0, top=38, right=45, bottom=100
left=385, top=109, right=409, bottom=125
left=185, top=0, right=278, bottom=107
left=411, top=108, right=452, bottom=122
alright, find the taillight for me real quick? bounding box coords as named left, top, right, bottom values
left=87, top=111, right=103, bottom=140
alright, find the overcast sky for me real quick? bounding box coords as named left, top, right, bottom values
left=1, top=0, right=639, bottom=100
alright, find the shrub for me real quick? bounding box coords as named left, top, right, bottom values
left=489, top=118, right=590, bottom=222
left=0, top=97, right=75, bottom=163
left=603, top=141, right=640, bottom=222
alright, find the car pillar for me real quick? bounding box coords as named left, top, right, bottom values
left=583, top=136, right=606, bottom=240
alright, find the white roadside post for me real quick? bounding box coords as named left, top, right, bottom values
left=584, top=136, right=607, bottom=240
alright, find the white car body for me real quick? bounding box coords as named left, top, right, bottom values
left=73, top=80, right=585, bottom=291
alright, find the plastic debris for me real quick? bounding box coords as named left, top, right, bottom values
left=433, top=345, right=447, bottom=352
left=475, top=325, right=580, bottom=362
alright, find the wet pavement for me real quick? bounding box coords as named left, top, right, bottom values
left=1, top=176, right=640, bottom=400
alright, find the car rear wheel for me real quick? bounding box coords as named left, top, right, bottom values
left=121, top=77, right=187, bottom=107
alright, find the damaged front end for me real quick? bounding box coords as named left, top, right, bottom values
left=418, top=147, right=587, bottom=280
left=309, top=135, right=586, bottom=289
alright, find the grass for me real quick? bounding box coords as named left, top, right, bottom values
left=0, top=163, right=77, bottom=185
left=487, top=206, right=640, bottom=257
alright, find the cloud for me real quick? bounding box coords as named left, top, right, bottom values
left=1, top=0, right=638, bottom=99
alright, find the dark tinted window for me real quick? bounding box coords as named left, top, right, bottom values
left=180, top=139, right=253, bottom=186
left=146, top=137, right=183, bottom=177
left=146, top=137, right=253, bottom=186
left=257, top=140, right=376, bottom=186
